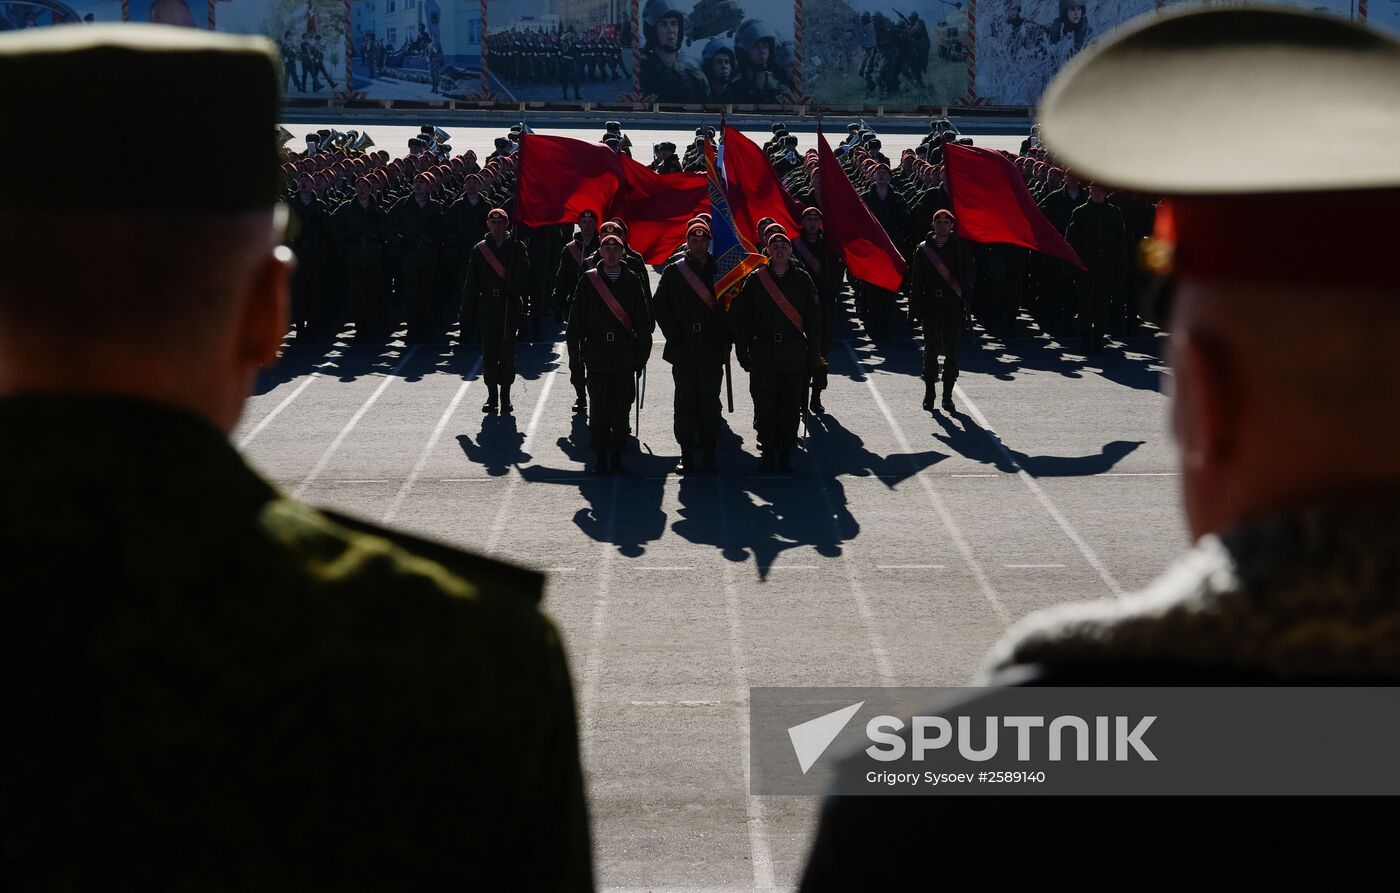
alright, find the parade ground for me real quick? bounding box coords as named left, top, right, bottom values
left=253, top=123, right=1182, bottom=890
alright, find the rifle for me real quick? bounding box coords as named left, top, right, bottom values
left=724, top=345, right=735, bottom=414
left=635, top=365, right=646, bottom=434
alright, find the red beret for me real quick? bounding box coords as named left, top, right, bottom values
left=933, top=209, right=956, bottom=223
left=600, top=234, right=625, bottom=247
left=487, top=207, right=508, bottom=221
left=766, top=230, right=791, bottom=247
left=802, top=206, right=822, bottom=218
left=608, top=217, right=629, bottom=235
left=687, top=223, right=712, bottom=238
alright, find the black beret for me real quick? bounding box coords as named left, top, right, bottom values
left=1, top=24, right=280, bottom=213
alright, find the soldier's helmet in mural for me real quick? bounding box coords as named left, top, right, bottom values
left=643, top=0, right=688, bottom=39
left=703, top=36, right=736, bottom=65
left=734, top=17, right=780, bottom=61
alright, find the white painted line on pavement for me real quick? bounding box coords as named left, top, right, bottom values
left=335, top=480, right=392, bottom=484
left=484, top=344, right=563, bottom=556
left=628, top=700, right=724, bottom=707
left=713, top=475, right=776, bottom=893
left=952, top=384, right=1126, bottom=598
left=1005, top=564, right=1067, bottom=569
left=845, top=343, right=1011, bottom=624
left=237, top=371, right=322, bottom=449
left=768, top=565, right=818, bottom=570
left=439, top=477, right=503, bottom=482
left=805, top=448, right=897, bottom=686
left=382, top=355, right=483, bottom=524
left=547, top=567, right=578, bottom=573
left=635, top=566, right=697, bottom=571
left=1096, top=472, right=1178, bottom=477
left=579, top=478, right=621, bottom=739
left=878, top=564, right=947, bottom=570
left=951, top=473, right=998, bottom=478
left=292, top=347, right=418, bottom=499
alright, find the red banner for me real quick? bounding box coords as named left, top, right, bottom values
left=816, top=128, right=907, bottom=293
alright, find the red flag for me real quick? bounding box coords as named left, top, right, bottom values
left=943, top=142, right=1083, bottom=268
left=517, top=133, right=625, bottom=228
left=816, top=127, right=907, bottom=293
left=615, top=154, right=709, bottom=265
left=721, top=125, right=799, bottom=244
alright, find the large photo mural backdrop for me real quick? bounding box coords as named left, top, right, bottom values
left=3, top=0, right=1391, bottom=108
left=635, top=0, right=796, bottom=103
left=485, top=0, right=631, bottom=103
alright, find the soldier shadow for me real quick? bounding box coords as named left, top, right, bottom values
left=929, top=411, right=1145, bottom=476
left=514, top=339, right=564, bottom=382
left=961, top=324, right=1167, bottom=393
left=516, top=410, right=671, bottom=558
left=671, top=416, right=948, bottom=580
left=325, top=341, right=427, bottom=383
left=455, top=412, right=525, bottom=477
left=254, top=340, right=341, bottom=395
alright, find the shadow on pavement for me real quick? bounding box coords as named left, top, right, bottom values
left=930, top=410, right=1145, bottom=476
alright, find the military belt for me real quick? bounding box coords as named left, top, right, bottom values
left=691, top=322, right=703, bottom=334
left=772, top=333, right=785, bottom=343
left=491, top=288, right=501, bottom=297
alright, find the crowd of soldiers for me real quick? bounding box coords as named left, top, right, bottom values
left=281, top=116, right=1153, bottom=473
left=780, top=119, right=1153, bottom=358
left=486, top=27, right=627, bottom=99
left=855, top=10, right=934, bottom=100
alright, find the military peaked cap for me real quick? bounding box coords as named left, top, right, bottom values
left=1, top=24, right=279, bottom=213
left=1039, top=7, right=1400, bottom=194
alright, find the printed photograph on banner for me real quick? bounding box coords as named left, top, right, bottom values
left=1243, top=0, right=1362, bottom=22
left=805, top=0, right=968, bottom=108
left=484, top=0, right=632, bottom=103
left=0, top=0, right=121, bottom=28
left=974, top=0, right=1154, bottom=107
left=350, top=0, right=481, bottom=99
left=213, top=1, right=347, bottom=96
left=125, top=0, right=209, bottom=26
left=638, top=0, right=794, bottom=103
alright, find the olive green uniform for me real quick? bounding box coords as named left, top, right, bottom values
left=568, top=267, right=653, bottom=452
left=462, top=235, right=529, bottom=392
left=652, top=254, right=725, bottom=453
left=730, top=265, right=821, bottom=454
left=0, top=396, right=592, bottom=890
left=908, top=233, right=976, bottom=387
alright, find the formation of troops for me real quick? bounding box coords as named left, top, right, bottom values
left=281, top=117, right=1155, bottom=474
left=486, top=27, right=628, bottom=99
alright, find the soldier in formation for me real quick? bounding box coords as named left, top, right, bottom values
left=568, top=234, right=653, bottom=474
left=462, top=208, right=529, bottom=414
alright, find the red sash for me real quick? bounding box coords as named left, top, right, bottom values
left=676, top=258, right=717, bottom=312
left=586, top=269, right=634, bottom=332
left=757, top=269, right=804, bottom=334
left=794, top=237, right=823, bottom=277
left=920, top=241, right=963, bottom=299
left=478, top=239, right=509, bottom=280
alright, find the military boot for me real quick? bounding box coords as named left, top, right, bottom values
left=758, top=449, right=777, bottom=474
left=482, top=385, right=499, bottom=413
left=941, top=382, right=955, bottom=413
left=500, top=386, right=513, bottom=414
left=573, top=386, right=587, bottom=413
left=678, top=448, right=696, bottom=476
left=777, top=447, right=794, bottom=473
left=922, top=381, right=936, bottom=411
left=810, top=390, right=825, bottom=414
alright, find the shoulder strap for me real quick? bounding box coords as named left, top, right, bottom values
left=676, top=259, right=717, bottom=311
left=920, top=242, right=963, bottom=298
left=793, top=237, right=823, bottom=276
left=477, top=239, right=508, bottom=279
left=585, top=269, right=635, bottom=333
left=757, top=269, right=805, bottom=334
